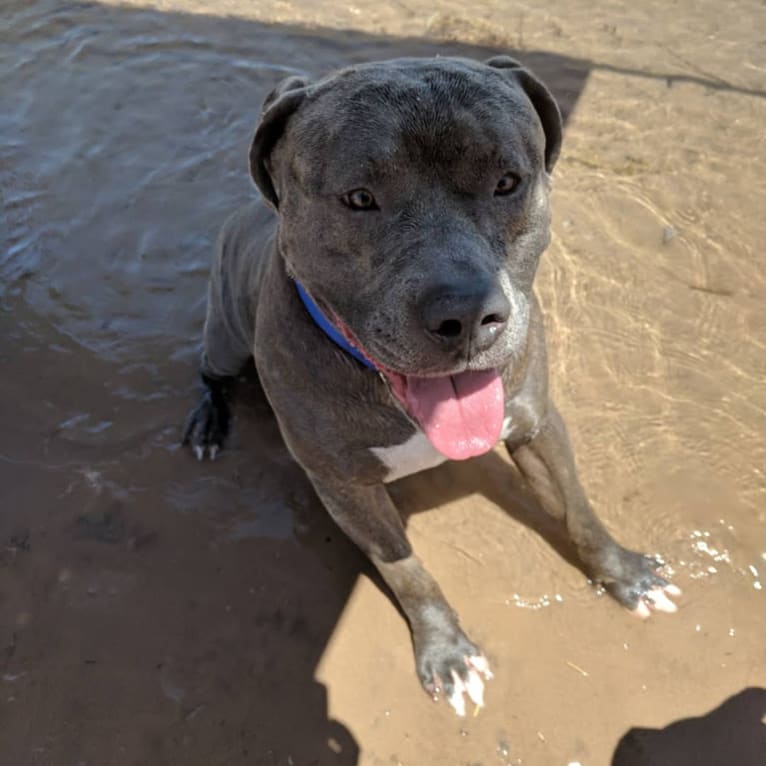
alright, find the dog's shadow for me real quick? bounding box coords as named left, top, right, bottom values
left=390, top=440, right=582, bottom=571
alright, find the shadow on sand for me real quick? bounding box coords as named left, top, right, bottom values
left=612, top=687, right=766, bottom=766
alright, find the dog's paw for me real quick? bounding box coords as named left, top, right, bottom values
left=181, top=391, right=230, bottom=460
left=598, top=548, right=682, bottom=619
left=416, top=631, right=493, bottom=717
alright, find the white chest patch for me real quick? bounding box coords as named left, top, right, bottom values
left=371, top=415, right=513, bottom=483
left=371, top=430, right=447, bottom=483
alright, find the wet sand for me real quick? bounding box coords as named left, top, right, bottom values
left=1, top=0, right=765, bottom=764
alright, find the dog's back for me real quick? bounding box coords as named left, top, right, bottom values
left=202, top=200, right=275, bottom=378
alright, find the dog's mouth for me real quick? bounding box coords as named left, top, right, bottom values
left=330, top=308, right=505, bottom=461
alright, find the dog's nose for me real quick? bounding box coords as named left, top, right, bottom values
left=420, top=282, right=510, bottom=355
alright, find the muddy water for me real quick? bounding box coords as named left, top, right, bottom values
left=1, top=0, right=765, bottom=764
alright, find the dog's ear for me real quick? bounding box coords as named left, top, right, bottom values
left=485, top=56, right=562, bottom=173
left=249, top=75, right=310, bottom=209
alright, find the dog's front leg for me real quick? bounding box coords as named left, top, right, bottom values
left=309, top=476, right=492, bottom=716
left=507, top=402, right=681, bottom=618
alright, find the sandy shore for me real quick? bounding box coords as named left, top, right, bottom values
left=1, top=0, right=764, bottom=763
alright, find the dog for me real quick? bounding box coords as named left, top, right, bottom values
left=183, top=55, right=681, bottom=716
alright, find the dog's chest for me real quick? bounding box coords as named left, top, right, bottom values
left=370, top=417, right=513, bottom=483
left=370, top=431, right=446, bottom=483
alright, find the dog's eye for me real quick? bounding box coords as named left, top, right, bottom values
left=494, top=173, right=521, bottom=196
left=342, top=188, right=378, bottom=211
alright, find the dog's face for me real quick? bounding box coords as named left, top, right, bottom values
left=251, top=57, right=561, bottom=379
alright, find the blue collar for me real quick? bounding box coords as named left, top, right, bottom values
left=295, top=281, right=377, bottom=370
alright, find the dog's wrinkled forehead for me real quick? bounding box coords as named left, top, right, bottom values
left=286, top=59, right=545, bottom=191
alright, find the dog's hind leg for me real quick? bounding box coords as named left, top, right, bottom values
left=182, top=248, right=253, bottom=460
left=182, top=366, right=236, bottom=461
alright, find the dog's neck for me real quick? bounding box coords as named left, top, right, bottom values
left=295, top=281, right=377, bottom=370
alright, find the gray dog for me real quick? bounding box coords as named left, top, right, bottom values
left=183, top=56, right=681, bottom=716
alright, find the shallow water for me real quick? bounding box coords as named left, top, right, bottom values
left=1, top=0, right=765, bottom=764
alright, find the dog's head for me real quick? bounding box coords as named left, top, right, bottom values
left=250, top=57, right=561, bottom=458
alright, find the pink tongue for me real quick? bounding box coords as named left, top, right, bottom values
left=404, top=369, right=505, bottom=460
